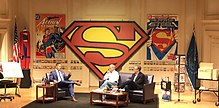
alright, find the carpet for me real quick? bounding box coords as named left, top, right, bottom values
left=22, top=93, right=159, bottom=108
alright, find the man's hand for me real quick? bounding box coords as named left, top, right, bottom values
left=68, top=73, right=72, bottom=76
left=67, top=70, right=72, bottom=76
left=53, top=80, right=58, bottom=83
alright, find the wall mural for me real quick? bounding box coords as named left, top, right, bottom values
left=146, top=15, right=178, bottom=60
left=35, top=14, right=66, bottom=58
left=61, top=21, right=149, bottom=79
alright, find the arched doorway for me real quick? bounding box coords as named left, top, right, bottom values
left=0, top=29, right=9, bottom=62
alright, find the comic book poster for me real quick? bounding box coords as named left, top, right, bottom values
left=35, top=14, right=66, bottom=58
left=146, top=15, right=178, bottom=60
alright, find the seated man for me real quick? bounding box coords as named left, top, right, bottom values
left=99, top=64, right=119, bottom=90
left=49, top=62, right=80, bottom=102
left=0, top=72, right=3, bottom=79
left=0, top=64, right=3, bottom=79
left=119, top=65, right=145, bottom=91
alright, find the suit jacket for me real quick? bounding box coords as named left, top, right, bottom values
left=0, top=72, right=3, bottom=79
left=49, top=70, right=71, bottom=82
left=130, top=72, right=145, bottom=89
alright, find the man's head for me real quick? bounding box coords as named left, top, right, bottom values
left=108, top=64, right=116, bottom=72
left=134, top=65, right=141, bottom=74
left=45, top=28, right=50, bottom=35
left=55, top=62, right=62, bottom=71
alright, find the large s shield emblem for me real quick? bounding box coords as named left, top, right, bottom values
left=61, top=21, right=149, bottom=79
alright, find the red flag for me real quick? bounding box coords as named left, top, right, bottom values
left=13, top=18, right=19, bottom=63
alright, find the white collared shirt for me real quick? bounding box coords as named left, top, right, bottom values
left=133, top=72, right=139, bottom=82
left=56, top=69, right=64, bottom=82
left=104, top=70, right=119, bottom=82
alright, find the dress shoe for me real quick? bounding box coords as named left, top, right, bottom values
left=71, top=97, right=78, bottom=102
left=75, top=82, right=81, bottom=86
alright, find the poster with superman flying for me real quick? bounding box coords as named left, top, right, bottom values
left=146, top=15, right=178, bottom=60
left=35, top=14, right=66, bottom=58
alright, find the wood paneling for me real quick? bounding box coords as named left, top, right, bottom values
left=146, top=0, right=180, bottom=14
left=82, top=0, right=130, bottom=19
left=0, top=0, right=8, bottom=17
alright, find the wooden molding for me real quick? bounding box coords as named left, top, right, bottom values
left=0, top=18, right=10, bottom=22
left=202, top=20, right=219, bottom=24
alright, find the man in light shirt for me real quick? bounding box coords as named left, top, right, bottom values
left=49, top=63, right=80, bottom=102
left=118, top=65, right=145, bottom=91
left=99, top=64, right=119, bottom=89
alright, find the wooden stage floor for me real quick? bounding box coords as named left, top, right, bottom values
left=0, top=84, right=218, bottom=108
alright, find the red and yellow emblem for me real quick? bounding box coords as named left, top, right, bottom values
left=151, top=29, right=175, bottom=53
left=61, top=21, right=149, bottom=79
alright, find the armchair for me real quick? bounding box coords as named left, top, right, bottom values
left=44, top=73, right=71, bottom=100
left=46, top=83, right=70, bottom=99
left=129, top=74, right=156, bottom=104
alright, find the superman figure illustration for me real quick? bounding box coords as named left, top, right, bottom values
left=38, top=27, right=65, bottom=58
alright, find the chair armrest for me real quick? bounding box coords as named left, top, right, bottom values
left=53, top=83, right=58, bottom=89
left=143, top=82, right=155, bottom=100
left=99, top=80, right=104, bottom=87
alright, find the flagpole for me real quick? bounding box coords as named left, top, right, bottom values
left=187, top=29, right=199, bottom=104
left=13, top=15, right=19, bottom=63
left=12, top=15, right=22, bottom=97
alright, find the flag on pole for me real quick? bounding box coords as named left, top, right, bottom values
left=13, top=18, right=19, bottom=63
left=186, top=32, right=199, bottom=90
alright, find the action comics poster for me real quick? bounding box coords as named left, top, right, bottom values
left=146, top=15, right=178, bottom=60
left=35, top=14, right=66, bottom=58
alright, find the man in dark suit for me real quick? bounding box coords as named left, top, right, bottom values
left=49, top=62, right=80, bottom=102
left=0, top=63, right=3, bottom=79
left=119, top=65, right=145, bottom=91
left=0, top=72, right=3, bottom=79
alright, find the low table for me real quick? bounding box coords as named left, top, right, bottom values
left=36, top=84, right=56, bottom=104
left=90, top=90, right=128, bottom=108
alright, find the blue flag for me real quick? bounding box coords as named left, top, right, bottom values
left=186, top=32, right=198, bottom=90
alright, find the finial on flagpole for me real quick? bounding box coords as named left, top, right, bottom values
left=14, top=16, right=17, bottom=22
left=193, top=23, right=195, bottom=33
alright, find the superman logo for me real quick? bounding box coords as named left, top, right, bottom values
left=151, top=29, right=175, bottom=53
left=61, top=21, right=149, bottom=79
